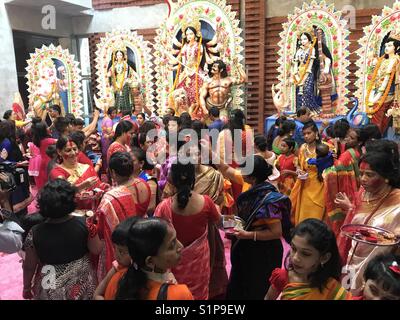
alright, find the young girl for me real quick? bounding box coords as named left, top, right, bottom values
left=276, top=138, right=298, bottom=196
left=111, top=217, right=193, bottom=300
left=354, top=253, right=400, bottom=300
left=94, top=217, right=135, bottom=300
left=290, top=121, right=327, bottom=225
left=265, top=219, right=351, bottom=300
left=272, top=120, right=296, bottom=155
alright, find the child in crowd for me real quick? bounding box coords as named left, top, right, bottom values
left=276, top=138, right=298, bottom=196
left=307, top=143, right=334, bottom=182
left=353, top=253, right=400, bottom=300
left=94, top=217, right=135, bottom=300
left=265, top=219, right=351, bottom=300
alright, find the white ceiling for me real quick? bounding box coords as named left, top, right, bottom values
left=6, top=0, right=93, bottom=16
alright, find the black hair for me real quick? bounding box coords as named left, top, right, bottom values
left=55, top=117, right=71, bottom=135
left=239, top=154, right=272, bottom=184
left=122, top=110, right=132, bottom=117
left=69, top=131, right=85, bottom=150
left=112, top=216, right=138, bottom=246
left=325, top=125, right=334, bottom=139
left=73, top=118, right=85, bottom=127
left=302, top=120, right=320, bottom=142
left=162, top=115, right=172, bottom=127
left=50, top=104, right=61, bottom=115
left=316, top=143, right=330, bottom=158
left=31, top=120, right=50, bottom=147
left=65, top=113, right=76, bottom=123
left=168, top=116, right=181, bottom=127
left=107, top=107, right=117, bottom=116
left=56, top=135, right=75, bottom=151
left=275, top=115, right=287, bottom=126
left=3, top=110, right=12, bottom=120
left=137, top=113, right=146, bottom=121
left=116, top=217, right=169, bottom=300
left=364, top=253, right=400, bottom=298
left=364, top=139, right=399, bottom=163
left=333, top=119, right=350, bottom=139
left=179, top=112, right=192, bottom=130
left=130, top=146, right=154, bottom=171
left=45, top=144, right=57, bottom=158
left=171, top=162, right=195, bottom=209
left=109, top=152, right=134, bottom=178
left=359, top=124, right=382, bottom=146
left=254, top=134, right=268, bottom=152
left=191, top=120, right=205, bottom=142
left=208, top=59, right=228, bottom=78
left=283, top=137, right=296, bottom=151
left=0, top=120, right=11, bottom=142
left=139, top=120, right=156, bottom=135
left=296, top=107, right=309, bottom=118
left=291, top=218, right=342, bottom=292
left=360, top=146, right=400, bottom=188
left=209, top=106, right=220, bottom=118
left=380, top=32, right=400, bottom=56
left=278, top=120, right=296, bottom=137
left=38, top=179, right=77, bottom=218
left=114, top=120, right=134, bottom=140
left=223, top=109, right=245, bottom=146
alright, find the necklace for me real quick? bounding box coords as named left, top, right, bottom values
left=363, top=185, right=392, bottom=205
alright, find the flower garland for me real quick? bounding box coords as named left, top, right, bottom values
left=293, top=38, right=317, bottom=86
left=365, top=55, right=399, bottom=116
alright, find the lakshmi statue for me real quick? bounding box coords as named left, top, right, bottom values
left=291, top=31, right=335, bottom=114
left=366, top=32, right=400, bottom=133
left=107, top=45, right=139, bottom=114
left=170, top=17, right=219, bottom=119
left=32, top=59, right=67, bottom=120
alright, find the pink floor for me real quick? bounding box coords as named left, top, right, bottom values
left=0, top=187, right=289, bottom=300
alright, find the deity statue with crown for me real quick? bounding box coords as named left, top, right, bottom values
left=107, top=41, right=140, bottom=114
left=31, top=58, right=68, bottom=119
left=365, top=31, right=400, bottom=133
left=169, top=12, right=220, bottom=119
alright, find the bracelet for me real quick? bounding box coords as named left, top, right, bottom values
left=253, top=231, right=257, bottom=242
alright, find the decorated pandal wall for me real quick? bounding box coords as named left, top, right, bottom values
left=25, top=0, right=400, bottom=137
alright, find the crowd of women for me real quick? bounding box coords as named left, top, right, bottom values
left=0, top=104, right=399, bottom=300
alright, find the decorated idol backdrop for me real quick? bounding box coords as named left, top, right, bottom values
left=276, top=0, right=350, bottom=118
left=154, top=0, right=245, bottom=118
left=26, top=44, right=83, bottom=118
left=355, top=1, right=400, bottom=135
left=95, top=29, right=154, bottom=114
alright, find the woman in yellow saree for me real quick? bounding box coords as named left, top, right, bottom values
left=290, top=121, right=331, bottom=225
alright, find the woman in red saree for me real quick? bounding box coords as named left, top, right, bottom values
left=95, top=152, right=141, bottom=281
left=31, top=119, right=57, bottom=190
left=107, top=120, right=136, bottom=164
left=324, top=128, right=361, bottom=237
left=335, top=143, right=400, bottom=295
left=154, top=162, right=222, bottom=300
left=50, top=136, right=109, bottom=209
